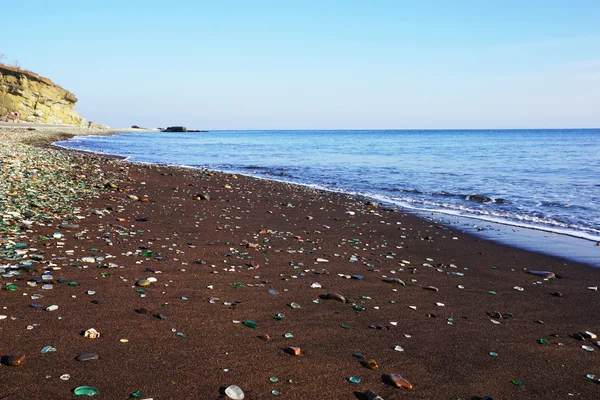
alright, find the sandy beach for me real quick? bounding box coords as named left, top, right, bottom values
left=1, top=126, right=599, bottom=399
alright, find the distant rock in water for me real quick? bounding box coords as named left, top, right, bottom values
left=162, top=126, right=207, bottom=132
left=0, top=63, right=89, bottom=126
left=164, top=126, right=188, bottom=132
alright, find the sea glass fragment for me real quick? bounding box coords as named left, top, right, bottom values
left=41, top=345, right=56, bottom=353
left=511, top=380, right=524, bottom=387
left=243, top=320, right=257, bottom=329
left=130, top=391, right=142, bottom=398
left=538, top=338, right=549, bottom=344
left=348, top=376, right=361, bottom=383
left=74, top=386, right=99, bottom=396
left=289, top=302, right=301, bottom=309
left=269, top=377, right=279, bottom=382
left=224, top=384, right=245, bottom=399
left=489, top=352, right=498, bottom=357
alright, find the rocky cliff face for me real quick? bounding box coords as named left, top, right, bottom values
left=0, top=64, right=85, bottom=125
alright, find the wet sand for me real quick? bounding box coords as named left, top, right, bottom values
left=1, top=127, right=599, bottom=399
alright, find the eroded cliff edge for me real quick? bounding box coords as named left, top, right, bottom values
left=0, top=64, right=85, bottom=125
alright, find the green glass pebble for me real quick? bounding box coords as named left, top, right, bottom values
left=341, top=324, right=350, bottom=329
left=284, top=333, right=294, bottom=338
left=272, top=390, right=279, bottom=395
left=243, top=320, right=258, bottom=329
left=41, top=345, right=56, bottom=353
left=136, top=289, right=145, bottom=294
left=269, top=377, right=279, bottom=382
left=348, top=376, right=361, bottom=383
left=130, top=391, right=142, bottom=398
left=538, top=338, right=549, bottom=344
left=176, top=332, right=186, bottom=338
left=6, top=284, right=18, bottom=291
left=487, top=291, right=496, bottom=295
left=69, top=282, right=78, bottom=286
left=74, top=386, right=99, bottom=396
left=57, top=278, right=67, bottom=283
left=511, top=380, right=524, bottom=387
left=353, top=305, right=365, bottom=311
left=489, top=352, right=498, bottom=357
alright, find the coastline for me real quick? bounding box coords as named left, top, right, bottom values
left=53, top=129, right=600, bottom=268
left=1, top=126, right=600, bottom=399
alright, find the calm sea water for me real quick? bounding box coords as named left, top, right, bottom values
left=56, top=129, right=600, bottom=243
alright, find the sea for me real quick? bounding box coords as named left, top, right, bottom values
left=55, top=129, right=600, bottom=266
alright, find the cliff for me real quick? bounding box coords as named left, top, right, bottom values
left=0, top=64, right=85, bottom=125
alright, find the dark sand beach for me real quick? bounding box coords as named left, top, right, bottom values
left=1, top=127, right=599, bottom=399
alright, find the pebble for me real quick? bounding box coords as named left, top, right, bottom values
left=285, top=346, right=301, bottom=356
left=320, top=292, right=346, bottom=303
left=75, top=353, right=99, bottom=361
left=527, top=270, right=556, bottom=279
left=384, top=373, right=413, bottom=390
left=5, top=354, right=26, bottom=366
left=224, top=385, right=244, bottom=399
left=84, top=328, right=100, bottom=338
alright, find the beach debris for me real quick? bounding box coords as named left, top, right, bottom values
left=348, top=376, right=361, bottom=383
left=84, top=328, right=100, bottom=339
left=41, top=346, right=57, bottom=353
left=527, top=270, right=556, bottom=279
left=76, top=353, right=99, bottom=362
left=365, top=359, right=379, bottom=370
left=320, top=292, right=346, bottom=303
left=224, top=385, right=244, bottom=399
left=4, top=354, right=26, bottom=366
left=285, top=346, right=301, bottom=356
left=362, top=390, right=384, bottom=400
left=384, top=278, right=405, bottom=285
left=243, top=320, right=257, bottom=329
left=73, top=386, right=99, bottom=396
left=383, top=373, right=413, bottom=390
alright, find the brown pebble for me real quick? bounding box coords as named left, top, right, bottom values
left=285, top=346, right=301, bottom=356
left=260, top=334, right=270, bottom=341
left=6, top=354, right=26, bottom=366
left=384, top=373, right=413, bottom=390
left=366, top=359, right=379, bottom=371
left=320, top=293, right=346, bottom=303
left=424, top=286, right=439, bottom=292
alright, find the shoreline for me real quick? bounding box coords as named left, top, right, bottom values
left=53, top=130, right=600, bottom=268
left=1, top=126, right=600, bottom=399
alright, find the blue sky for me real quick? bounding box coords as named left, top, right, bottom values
left=2, top=0, right=599, bottom=129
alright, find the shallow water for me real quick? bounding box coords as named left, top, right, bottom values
left=56, top=129, right=600, bottom=264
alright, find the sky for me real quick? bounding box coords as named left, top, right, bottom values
left=1, top=0, right=599, bottom=129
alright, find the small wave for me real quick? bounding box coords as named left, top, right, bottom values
left=242, top=165, right=270, bottom=171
